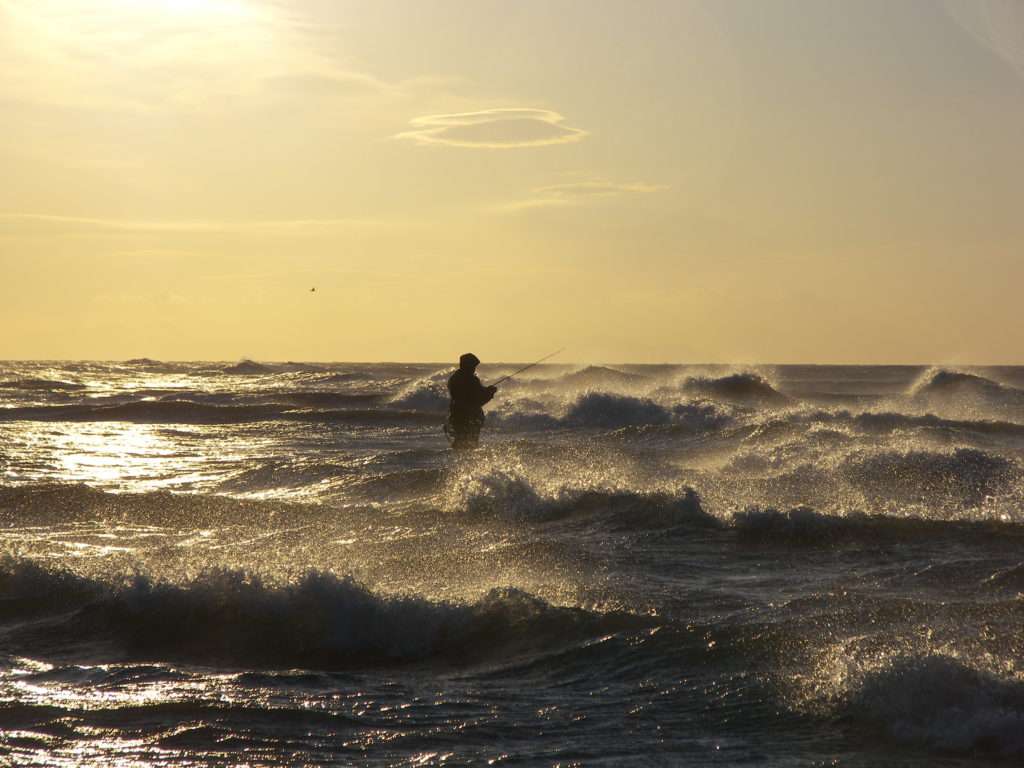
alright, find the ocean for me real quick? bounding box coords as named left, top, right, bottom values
left=0, top=360, right=1022, bottom=766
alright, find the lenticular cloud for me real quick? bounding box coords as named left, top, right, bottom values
left=395, top=107, right=588, bottom=148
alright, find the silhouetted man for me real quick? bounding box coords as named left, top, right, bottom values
left=447, top=353, right=497, bottom=449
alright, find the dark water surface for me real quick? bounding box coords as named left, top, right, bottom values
left=1, top=361, right=1022, bottom=766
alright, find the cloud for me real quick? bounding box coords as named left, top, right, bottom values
left=943, top=0, right=1024, bottom=81
left=0, top=0, right=408, bottom=113
left=395, top=108, right=587, bottom=149
left=495, top=179, right=667, bottom=212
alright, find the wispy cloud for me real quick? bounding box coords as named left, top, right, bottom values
left=0, top=0, right=407, bottom=113
left=395, top=108, right=587, bottom=149
left=942, top=0, right=1024, bottom=81
left=494, top=180, right=667, bottom=212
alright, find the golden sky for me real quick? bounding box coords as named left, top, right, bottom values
left=1, top=0, right=1022, bottom=363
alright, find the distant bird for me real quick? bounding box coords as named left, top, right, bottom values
left=310, top=287, right=316, bottom=292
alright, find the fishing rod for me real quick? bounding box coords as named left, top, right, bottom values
left=489, top=348, right=565, bottom=387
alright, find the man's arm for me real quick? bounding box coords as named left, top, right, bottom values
left=475, top=377, right=497, bottom=406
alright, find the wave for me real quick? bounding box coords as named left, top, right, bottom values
left=216, top=461, right=445, bottom=499
left=487, top=407, right=562, bottom=431
left=0, top=400, right=440, bottom=426
left=302, top=408, right=445, bottom=429
left=388, top=371, right=450, bottom=411
left=487, top=394, right=729, bottom=434
left=0, top=481, right=447, bottom=529
left=982, top=562, right=1024, bottom=592
left=839, top=447, right=1019, bottom=507
left=222, top=360, right=275, bottom=375
left=563, top=392, right=671, bottom=428
left=347, top=468, right=446, bottom=499
left=0, top=557, right=104, bottom=619
left=850, top=410, right=1024, bottom=437
left=446, top=468, right=717, bottom=529
left=842, top=655, right=1024, bottom=758
left=281, top=362, right=328, bottom=373
left=213, top=458, right=354, bottom=495
left=316, top=371, right=378, bottom=384
left=98, top=390, right=385, bottom=410
left=0, top=378, right=86, bottom=391
left=6, top=482, right=1018, bottom=546
left=732, top=505, right=1024, bottom=545
left=615, top=403, right=735, bottom=438
left=552, top=366, right=647, bottom=389
left=746, top=409, right=1024, bottom=445
left=911, top=368, right=1024, bottom=401
left=0, top=484, right=335, bottom=529
left=558, top=393, right=730, bottom=432
left=266, top=391, right=385, bottom=408
left=0, top=401, right=286, bottom=424
left=681, top=372, right=789, bottom=405
left=0, top=560, right=652, bottom=668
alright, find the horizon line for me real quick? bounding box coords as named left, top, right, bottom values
left=2, top=358, right=1023, bottom=368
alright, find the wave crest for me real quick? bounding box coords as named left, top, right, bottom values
left=681, top=372, right=788, bottom=405
left=446, top=468, right=716, bottom=528
left=912, top=368, right=1010, bottom=398
left=388, top=371, right=450, bottom=411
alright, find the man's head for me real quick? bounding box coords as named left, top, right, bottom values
left=459, top=352, right=480, bottom=371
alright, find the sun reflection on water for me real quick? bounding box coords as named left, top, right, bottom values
left=1, top=421, right=272, bottom=495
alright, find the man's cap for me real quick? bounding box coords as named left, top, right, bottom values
left=459, top=353, right=480, bottom=367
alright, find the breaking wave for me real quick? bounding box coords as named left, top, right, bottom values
left=388, top=371, right=450, bottom=411
left=445, top=468, right=717, bottom=528
left=0, top=560, right=652, bottom=668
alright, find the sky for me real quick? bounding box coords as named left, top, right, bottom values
left=1, top=0, right=1022, bottom=363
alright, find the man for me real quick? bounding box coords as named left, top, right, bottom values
left=446, top=353, right=497, bottom=449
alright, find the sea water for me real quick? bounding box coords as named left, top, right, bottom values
left=0, top=360, right=1022, bottom=766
